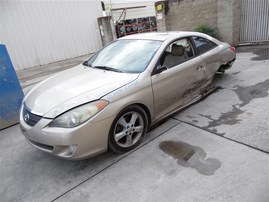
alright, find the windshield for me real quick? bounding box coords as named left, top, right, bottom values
left=86, top=39, right=162, bottom=73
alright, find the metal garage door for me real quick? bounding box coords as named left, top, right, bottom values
left=240, top=0, right=269, bottom=43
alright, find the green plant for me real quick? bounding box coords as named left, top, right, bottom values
left=195, top=24, right=218, bottom=38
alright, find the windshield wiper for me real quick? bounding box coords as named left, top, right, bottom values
left=93, top=66, right=123, bottom=73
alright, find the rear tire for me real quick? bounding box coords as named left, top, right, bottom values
left=108, top=105, right=148, bottom=153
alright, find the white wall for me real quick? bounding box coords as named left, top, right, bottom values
left=103, top=0, right=157, bottom=21
left=0, top=0, right=103, bottom=70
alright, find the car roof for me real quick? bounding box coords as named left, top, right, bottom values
left=118, top=31, right=221, bottom=44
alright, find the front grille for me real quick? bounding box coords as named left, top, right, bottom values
left=28, top=139, right=53, bottom=151
left=23, top=105, right=42, bottom=126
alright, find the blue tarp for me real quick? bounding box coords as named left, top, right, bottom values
left=0, top=44, right=24, bottom=130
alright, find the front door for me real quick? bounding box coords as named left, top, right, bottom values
left=151, top=38, right=206, bottom=121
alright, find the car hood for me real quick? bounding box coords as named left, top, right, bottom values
left=24, top=64, right=139, bottom=118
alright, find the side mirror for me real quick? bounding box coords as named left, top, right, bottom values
left=83, top=61, right=88, bottom=66
left=155, top=65, right=168, bottom=74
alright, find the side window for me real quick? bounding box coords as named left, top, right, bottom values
left=160, top=38, right=194, bottom=68
left=192, top=36, right=217, bottom=55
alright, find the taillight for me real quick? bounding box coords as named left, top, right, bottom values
left=230, top=46, right=236, bottom=53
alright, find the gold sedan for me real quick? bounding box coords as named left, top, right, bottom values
left=20, top=32, right=236, bottom=160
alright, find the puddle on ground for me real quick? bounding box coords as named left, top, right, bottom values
left=251, top=49, right=269, bottom=61
left=199, top=105, right=245, bottom=136
left=234, top=79, right=269, bottom=107
left=159, top=141, right=221, bottom=176
left=196, top=79, right=269, bottom=136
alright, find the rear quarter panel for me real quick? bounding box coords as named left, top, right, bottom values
left=200, top=42, right=235, bottom=78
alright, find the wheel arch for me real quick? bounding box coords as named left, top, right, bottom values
left=116, top=102, right=152, bottom=128
left=108, top=103, right=151, bottom=153
left=134, top=103, right=152, bottom=127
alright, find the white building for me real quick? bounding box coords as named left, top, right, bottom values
left=0, top=0, right=103, bottom=70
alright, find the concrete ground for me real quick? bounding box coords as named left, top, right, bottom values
left=0, top=45, right=268, bottom=202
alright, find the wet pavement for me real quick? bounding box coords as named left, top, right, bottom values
left=159, top=140, right=221, bottom=176
left=0, top=45, right=268, bottom=201
left=237, top=44, right=269, bottom=61
left=56, top=123, right=268, bottom=202
left=175, top=45, right=269, bottom=153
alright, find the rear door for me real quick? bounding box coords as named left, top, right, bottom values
left=151, top=37, right=206, bottom=121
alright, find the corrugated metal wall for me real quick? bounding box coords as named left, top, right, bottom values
left=103, top=0, right=156, bottom=21
left=240, top=0, right=269, bottom=43
left=0, top=0, right=103, bottom=70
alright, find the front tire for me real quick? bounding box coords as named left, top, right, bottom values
left=108, top=105, right=148, bottom=153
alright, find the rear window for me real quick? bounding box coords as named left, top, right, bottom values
left=192, top=36, right=217, bottom=55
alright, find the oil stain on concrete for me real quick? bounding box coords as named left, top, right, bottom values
left=200, top=105, right=245, bottom=136
left=159, top=141, right=221, bottom=176
left=234, top=79, right=269, bottom=107
left=251, top=48, right=269, bottom=61
left=197, top=79, right=269, bottom=136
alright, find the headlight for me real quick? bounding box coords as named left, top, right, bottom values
left=49, top=100, right=109, bottom=128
